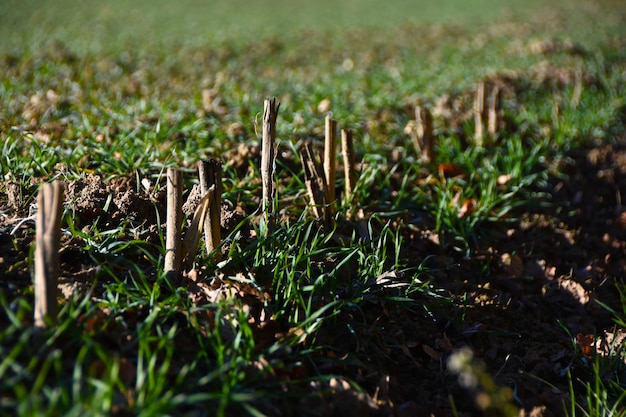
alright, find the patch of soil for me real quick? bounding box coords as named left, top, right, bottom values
left=344, top=136, right=626, bottom=417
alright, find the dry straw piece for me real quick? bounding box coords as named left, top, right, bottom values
left=165, top=168, right=183, bottom=279
left=323, top=114, right=338, bottom=213
left=301, top=141, right=330, bottom=226
left=181, top=186, right=215, bottom=272
left=487, top=85, right=501, bottom=138
left=34, top=180, right=64, bottom=329
left=474, top=81, right=485, bottom=146
left=341, top=129, right=356, bottom=209
left=261, top=97, right=280, bottom=237
left=198, top=159, right=222, bottom=257
left=414, top=105, right=435, bottom=164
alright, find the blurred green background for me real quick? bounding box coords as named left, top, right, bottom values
left=2, top=0, right=614, bottom=53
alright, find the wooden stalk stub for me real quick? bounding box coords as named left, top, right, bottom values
left=301, top=141, right=330, bottom=227
left=34, top=180, right=64, bottom=329
left=415, top=105, right=435, bottom=165
left=165, top=168, right=183, bottom=280
left=261, top=97, right=280, bottom=236
left=198, top=159, right=222, bottom=257
left=474, top=81, right=485, bottom=146
left=341, top=129, right=356, bottom=213
left=324, top=114, right=338, bottom=213
left=487, top=85, right=502, bottom=138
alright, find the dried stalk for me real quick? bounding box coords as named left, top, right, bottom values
left=34, top=181, right=64, bottom=329
left=324, top=114, right=337, bottom=212
left=198, top=159, right=222, bottom=257
left=165, top=168, right=183, bottom=279
left=261, top=97, right=280, bottom=236
left=415, top=106, right=435, bottom=164
left=341, top=129, right=356, bottom=210
left=301, top=141, right=330, bottom=226
left=474, top=81, right=485, bottom=146
left=181, top=186, right=215, bottom=272
left=339, top=130, right=368, bottom=239
left=487, top=85, right=501, bottom=138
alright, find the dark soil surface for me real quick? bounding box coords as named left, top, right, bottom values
left=352, top=138, right=626, bottom=416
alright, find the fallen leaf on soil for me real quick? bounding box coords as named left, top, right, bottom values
left=520, top=405, right=553, bottom=417
left=576, top=333, right=595, bottom=358
left=371, top=270, right=407, bottom=289
left=559, top=279, right=590, bottom=304
left=458, top=198, right=477, bottom=218
left=437, top=163, right=466, bottom=179
left=597, top=329, right=626, bottom=359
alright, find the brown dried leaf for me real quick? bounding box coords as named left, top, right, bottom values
left=437, top=163, right=465, bottom=179
left=597, top=329, right=626, bottom=358
left=559, top=279, right=590, bottom=304
left=576, top=333, right=595, bottom=358
left=458, top=198, right=477, bottom=218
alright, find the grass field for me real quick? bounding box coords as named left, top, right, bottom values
left=1, top=0, right=626, bottom=416
left=0, top=0, right=563, bottom=52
